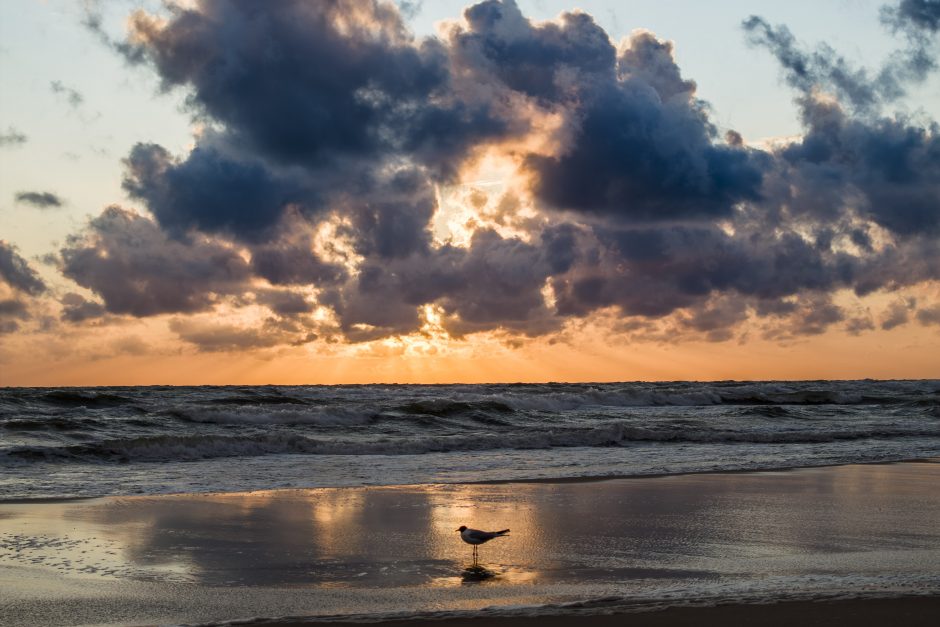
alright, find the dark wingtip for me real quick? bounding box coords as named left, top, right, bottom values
left=498, top=529, right=510, bottom=534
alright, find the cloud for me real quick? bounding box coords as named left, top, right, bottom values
left=50, top=80, right=85, bottom=108
left=32, top=0, right=940, bottom=353
left=446, top=4, right=765, bottom=223
left=15, top=191, right=63, bottom=209
left=744, top=1, right=939, bottom=114
left=0, top=127, right=27, bottom=147
left=123, top=142, right=306, bottom=240
left=916, top=303, right=940, bottom=325
left=60, top=293, right=108, bottom=323
left=0, top=240, right=47, bottom=295
left=886, top=0, right=940, bottom=32
left=845, top=313, right=876, bottom=335
left=880, top=296, right=917, bottom=329
left=58, top=206, right=251, bottom=316
left=168, top=318, right=285, bottom=352
left=776, top=96, right=940, bottom=237
left=120, top=0, right=508, bottom=174
left=0, top=241, right=47, bottom=335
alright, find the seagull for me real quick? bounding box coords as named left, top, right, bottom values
left=457, top=525, right=509, bottom=565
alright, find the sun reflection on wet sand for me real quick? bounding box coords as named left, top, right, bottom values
left=2, top=462, right=940, bottom=624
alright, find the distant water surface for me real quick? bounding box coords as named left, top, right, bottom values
left=1, top=380, right=938, bottom=499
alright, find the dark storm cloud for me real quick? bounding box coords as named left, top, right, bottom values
left=254, top=290, right=315, bottom=317
left=15, top=191, right=63, bottom=209
left=105, top=0, right=513, bottom=246
left=120, top=0, right=506, bottom=175
left=550, top=223, right=863, bottom=319
left=249, top=228, right=346, bottom=287
left=446, top=1, right=763, bottom=222
left=56, top=0, right=940, bottom=348
left=617, top=31, right=697, bottom=102
left=59, top=206, right=251, bottom=316
left=777, top=93, right=940, bottom=237
left=326, top=228, right=563, bottom=340
left=449, top=0, right=616, bottom=103
left=123, top=143, right=306, bottom=240
left=524, top=38, right=762, bottom=221
left=436, top=229, right=559, bottom=335
left=0, top=240, right=47, bottom=295
left=888, top=0, right=940, bottom=31
left=0, top=127, right=27, bottom=147
left=343, top=167, right=437, bottom=259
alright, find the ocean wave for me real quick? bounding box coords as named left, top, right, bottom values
left=6, top=382, right=937, bottom=420
left=487, top=385, right=925, bottom=412
left=397, top=398, right=515, bottom=416
left=38, top=390, right=135, bottom=408
left=1, top=416, right=103, bottom=431
left=165, top=405, right=376, bottom=426
left=5, top=422, right=940, bottom=464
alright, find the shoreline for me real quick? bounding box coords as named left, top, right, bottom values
left=3, top=458, right=939, bottom=626
left=2, top=456, right=938, bottom=504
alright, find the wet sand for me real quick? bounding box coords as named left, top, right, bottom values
left=2, top=461, right=939, bottom=626
left=264, top=597, right=940, bottom=627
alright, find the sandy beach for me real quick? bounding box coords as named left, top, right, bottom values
left=2, top=460, right=939, bottom=626
left=263, top=597, right=940, bottom=626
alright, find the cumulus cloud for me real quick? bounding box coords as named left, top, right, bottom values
left=58, top=206, right=251, bottom=316
left=35, top=0, right=940, bottom=352
left=0, top=241, right=47, bottom=334
left=885, top=0, right=940, bottom=32
left=15, top=191, right=63, bottom=209
left=446, top=5, right=765, bottom=223
left=0, top=241, right=47, bottom=296
left=122, top=142, right=306, bottom=240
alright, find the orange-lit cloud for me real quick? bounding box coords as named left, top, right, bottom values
left=2, top=0, right=940, bottom=385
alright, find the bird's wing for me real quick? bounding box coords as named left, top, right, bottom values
left=465, top=528, right=497, bottom=541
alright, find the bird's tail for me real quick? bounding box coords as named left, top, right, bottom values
left=496, top=529, right=510, bottom=536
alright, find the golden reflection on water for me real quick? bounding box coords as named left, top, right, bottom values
left=429, top=564, right=540, bottom=587
left=2, top=462, right=939, bottom=589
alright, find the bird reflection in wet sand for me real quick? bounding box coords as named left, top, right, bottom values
left=457, top=525, right=509, bottom=573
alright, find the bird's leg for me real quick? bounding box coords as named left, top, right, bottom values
left=472, top=545, right=478, bottom=567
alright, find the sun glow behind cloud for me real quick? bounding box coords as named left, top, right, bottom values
left=1, top=0, right=939, bottom=385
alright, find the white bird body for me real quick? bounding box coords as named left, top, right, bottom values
left=457, top=526, right=509, bottom=566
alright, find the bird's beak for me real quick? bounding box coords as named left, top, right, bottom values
left=455, top=528, right=461, bottom=531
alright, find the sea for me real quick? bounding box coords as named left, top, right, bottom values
left=2, top=379, right=939, bottom=500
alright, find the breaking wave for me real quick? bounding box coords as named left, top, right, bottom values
left=4, top=420, right=939, bottom=465
left=2, top=380, right=938, bottom=499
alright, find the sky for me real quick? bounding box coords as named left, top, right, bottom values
left=0, top=0, right=939, bottom=385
